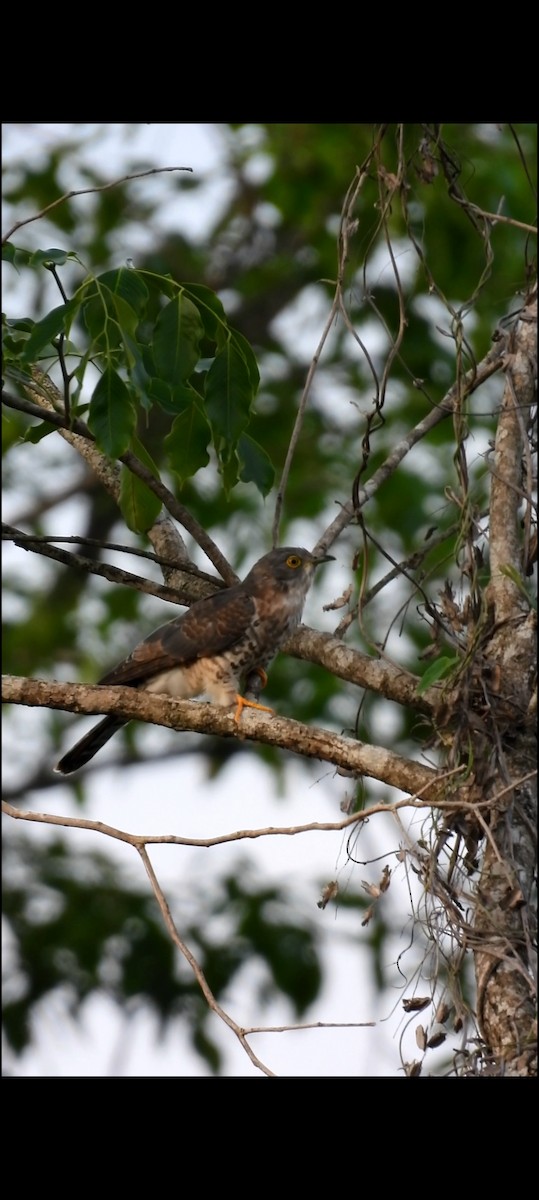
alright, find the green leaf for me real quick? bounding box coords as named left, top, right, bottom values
left=3, top=316, right=35, bottom=333
left=119, top=436, right=162, bottom=533
left=164, top=405, right=211, bottom=484
left=205, top=339, right=255, bottom=450
left=121, top=331, right=147, bottom=383
left=21, top=303, right=74, bottom=363
left=229, top=327, right=261, bottom=391
left=88, top=367, right=136, bottom=458
left=137, top=269, right=177, bottom=302
left=82, top=291, right=122, bottom=354
left=69, top=348, right=94, bottom=407
left=182, top=283, right=227, bottom=340
left=29, top=248, right=78, bottom=266
left=2, top=245, right=74, bottom=272
left=81, top=280, right=140, bottom=356
left=238, top=433, right=275, bottom=497
left=3, top=316, right=35, bottom=363
left=149, top=378, right=202, bottom=415
left=120, top=334, right=153, bottom=409
left=417, top=655, right=460, bottom=695
left=23, top=421, right=57, bottom=444
left=1, top=243, right=30, bottom=265
left=95, top=268, right=150, bottom=316
left=499, top=564, right=536, bottom=609
left=221, top=451, right=240, bottom=495
left=153, top=293, right=204, bottom=384
left=146, top=377, right=173, bottom=409
left=110, top=293, right=141, bottom=341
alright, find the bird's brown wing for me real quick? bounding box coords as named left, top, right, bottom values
left=99, top=587, right=255, bottom=687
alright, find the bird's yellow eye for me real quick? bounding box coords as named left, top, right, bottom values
left=286, top=554, right=302, bottom=569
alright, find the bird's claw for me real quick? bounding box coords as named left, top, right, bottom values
left=234, top=694, right=274, bottom=724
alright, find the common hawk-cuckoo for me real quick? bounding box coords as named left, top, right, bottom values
left=55, top=546, right=334, bottom=775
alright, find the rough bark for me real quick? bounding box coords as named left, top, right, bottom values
left=2, top=673, right=445, bottom=802
left=472, top=290, right=537, bottom=1075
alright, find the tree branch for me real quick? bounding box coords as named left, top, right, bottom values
left=2, top=673, right=448, bottom=801
left=2, top=523, right=219, bottom=608
left=286, top=626, right=439, bottom=715
left=3, top=385, right=190, bottom=586
left=26, top=364, right=233, bottom=583
left=135, top=843, right=275, bottom=1076
left=3, top=379, right=236, bottom=588
left=3, top=782, right=490, bottom=848
left=2, top=164, right=194, bottom=244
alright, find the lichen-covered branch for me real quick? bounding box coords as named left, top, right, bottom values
left=286, top=627, right=439, bottom=715
left=2, top=673, right=446, bottom=802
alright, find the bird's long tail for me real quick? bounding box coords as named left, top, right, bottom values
left=55, top=716, right=127, bottom=775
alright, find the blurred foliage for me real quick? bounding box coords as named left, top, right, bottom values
left=2, top=122, right=536, bottom=1072
left=3, top=838, right=321, bottom=1072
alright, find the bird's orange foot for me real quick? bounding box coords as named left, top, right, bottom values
left=234, top=694, right=274, bottom=724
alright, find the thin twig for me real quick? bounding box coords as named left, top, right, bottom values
left=271, top=152, right=377, bottom=546
left=243, top=1021, right=376, bottom=1033
left=136, top=844, right=275, bottom=1076
left=0, top=529, right=218, bottom=578
left=449, top=204, right=536, bottom=236
left=2, top=522, right=208, bottom=606
left=316, top=340, right=505, bottom=552
left=8, top=768, right=525, bottom=851
left=2, top=165, right=194, bottom=244
left=271, top=296, right=339, bottom=546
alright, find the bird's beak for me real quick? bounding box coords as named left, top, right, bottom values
left=312, top=552, right=335, bottom=565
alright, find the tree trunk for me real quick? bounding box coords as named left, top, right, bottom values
left=474, top=289, right=537, bottom=1075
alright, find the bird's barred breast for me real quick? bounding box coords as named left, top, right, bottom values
left=142, top=656, right=240, bottom=706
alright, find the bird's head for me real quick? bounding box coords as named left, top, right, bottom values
left=245, top=547, right=335, bottom=596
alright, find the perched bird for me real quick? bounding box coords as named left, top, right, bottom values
left=55, top=546, right=334, bottom=775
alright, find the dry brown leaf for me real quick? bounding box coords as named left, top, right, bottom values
left=379, top=865, right=391, bottom=893
left=323, top=584, right=353, bottom=612
left=404, top=1060, right=423, bottom=1077
left=402, top=996, right=431, bottom=1013
left=415, top=1025, right=427, bottom=1050
left=361, top=904, right=375, bottom=927
left=317, top=880, right=339, bottom=910
left=362, top=880, right=380, bottom=899
left=427, top=1026, right=447, bottom=1049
